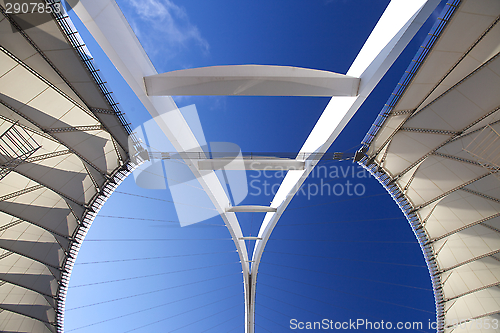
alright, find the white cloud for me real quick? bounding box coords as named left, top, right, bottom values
left=124, top=0, right=209, bottom=61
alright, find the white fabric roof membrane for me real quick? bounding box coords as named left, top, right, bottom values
left=361, top=0, right=500, bottom=331
left=0, top=1, right=134, bottom=332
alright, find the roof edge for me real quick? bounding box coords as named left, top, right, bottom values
left=358, top=158, right=444, bottom=332
left=49, top=0, right=134, bottom=138
left=55, top=159, right=142, bottom=332
left=362, top=0, right=462, bottom=147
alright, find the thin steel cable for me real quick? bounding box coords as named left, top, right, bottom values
left=266, top=251, right=427, bottom=268
left=312, top=166, right=371, bottom=185
left=131, top=164, right=205, bottom=191
left=66, top=273, right=241, bottom=311
left=255, top=323, right=273, bottom=333
left=85, top=238, right=415, bottom=243
left=84, top=238, right=232, bottom=242
left=123, top=297, right=243, bottom=333
left=75, top=250, right=237, bottom=265
left=96, top=215, right=406, bottom=228
left=257, top=302, right=297, bottom=319
left=263, top=272, right=433, bottom=310
left=167, top=302, right=242, bottom=333
left=97, top=215, right=177, bottom=224
left=260, top=268, right=431, bottom=291
left=96, top=215, right=224, bottom=227
left=288, top=193, right=387, bottom=210
left=271, top=238, right=418, bottom=243
left=67, top=287, right=241, bottom=332
left=225, top=323, right=244, bottom=333
left=256, top=312, right=291, bottom=330
left=96, top=214, right=404, bottom=228
left=301, top=144, right=362, bottom=168
left=70, top=261, right=239, bottom=288
left=277, top=216, right=405, bottom=227
left=114, top=190, right=216, bottom=211
left=300, top=159, right=372, bottom=186
left=257, top=301, right=331, bottom=328
left=258, top=286, right=385, bottom=320
left=257, top=294, right=429, bottom=333
left=342, top=143, right=363, bottom=153
left=259, top=292, right=363, bottom=319
left=200, top=312, right=242, bottom=333
left=259, top=281, right=434, bottom=314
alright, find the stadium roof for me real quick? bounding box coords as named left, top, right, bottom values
left=0, top=1, right=135, bottom=331
left=68, top=0, right=441, bottom=332
left=360, top=0, right=500, bottom=330
left=0, top=0, right=499, bottom=332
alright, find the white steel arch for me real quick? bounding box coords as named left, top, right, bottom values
left=70, top=0, right=440, bottom=332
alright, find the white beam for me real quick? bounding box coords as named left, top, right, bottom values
left=198, top=158, right=305, bottom=171
left=226, top=206, right=277, bottom=213
left=144, top=65, right=360, bottom=97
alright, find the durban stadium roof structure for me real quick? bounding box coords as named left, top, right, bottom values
left=359, top=0, right=500, bottom=331
left=0, top=1, right=137, bottom=331
left=0, top=0, right=499, bottom=332
left=67, top=0, right=443, bottom=332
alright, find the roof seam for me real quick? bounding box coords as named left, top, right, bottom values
left=441, top=249, right=500, bottom=273
left=0, top=96, right=109, bottom=176
left=410, top=50, right=500, bottom=119
left=0, top=277, right=56, bottom=300
left=460, top=187, right=500, bottom=204
left=392, top=104, right=500, bottom=181
left=428, top=212, right=500, bottom=243
left=0, top=208, right=72, bottom=240
left=399, top=127, right=459, bottom=135
left=372, top=50, right=500, bottom=171
left=362, top=0, right=462, bottom=151
left=0, top=305, right=55, bottom=327
left=413, top=172, right=491, bottom=211
left=0, top=45, right=98, bottom=122
left=11, top=169, right=86, bottom=208
left=409, top=14, right=500, bottom=120
left=0, top=244, right=61, bottom=271
left=444, top=310, right=500, bottom=329
left=432, top=152, right=482, bottom=167
left=49, top=0, right=135, bottom=142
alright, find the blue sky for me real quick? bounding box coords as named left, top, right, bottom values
left=64, top=1, right=446, bottom=332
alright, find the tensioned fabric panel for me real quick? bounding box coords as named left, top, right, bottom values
left=0, top=1, right=135, bottom=331
left=362, top=0, right=500, bottom=331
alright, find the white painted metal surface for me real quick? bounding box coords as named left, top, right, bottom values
left=198, top=157, right=305, bottom=171
left=226, top=206, right=277, bottom=213
left=144, top=65, right=360, bottom=96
